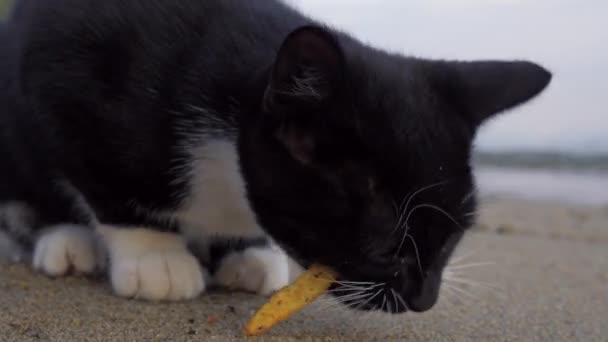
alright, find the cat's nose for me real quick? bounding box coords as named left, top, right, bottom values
left=406, top=269, right=441, bottom=312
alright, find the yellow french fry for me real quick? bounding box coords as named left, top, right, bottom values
left=244, top=264, right=337, bottom=336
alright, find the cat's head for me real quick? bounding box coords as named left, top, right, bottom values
left=239, top=26, right=551, bottom=313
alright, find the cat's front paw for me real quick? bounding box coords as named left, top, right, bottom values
left=214, top=246, right=290, bottom=296
left=111, top=250, right=206, bottom=301
left=33, top=225, right=100, bottom=276
left=98, top=226, right=206, bottom=301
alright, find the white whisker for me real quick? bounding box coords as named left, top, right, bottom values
left=448, top=249, right=480, bottom=265
left=394, top=232, right=423, bottom=276
left=402, top=181, right=450, bottom=222
left=355, top=288, right=384, bottom=310
left=392, top=180, right=449, bottom=233
left=442, top=283, right=477, bottom=300
left=391, top=290, right=398, bottom=313
left=408, top=203, right=464, bottom=230
left=445, top=277, right=505, bottom=296
left=314, top=294, right=366, bottom=314
left=333, top=292, right=372, bottom=303
left=380, top=294, right=387, bottom=312
left=392, top=193, right=411, bottom=233
left=396, top=291, right=409, bottom=312
left=461, top=189, right=476, bottom=206
left=326, top=288, right=356, bottom=294
left=327, top=286, right=368, bottom=293
left=335, top=280, right=377, bottom=285
left=445, top=261, right=495, bottom=271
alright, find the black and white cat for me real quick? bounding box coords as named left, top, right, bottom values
left=0, top=0, right=551, bottom=312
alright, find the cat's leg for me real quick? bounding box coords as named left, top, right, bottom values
left=0, top=202, right=36, bottom=262
left=0, top=202, right=101, bottom=275
left=97, top=225, right=206, bottom=301
left=213, top=243, right=290, bottom=296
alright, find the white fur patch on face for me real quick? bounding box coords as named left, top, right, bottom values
left=213, top=245, right=290, bottom=296
left=97, top=225, right=206, bottom=301
left=176, top=139, right=264, bottom=241
left=33, top=225, right=100, bottom=276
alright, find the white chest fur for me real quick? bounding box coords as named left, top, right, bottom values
left=175, top=139, right=264, bottom=240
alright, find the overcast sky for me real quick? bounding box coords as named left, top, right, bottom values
left=291, top=0, right=607, bottom=154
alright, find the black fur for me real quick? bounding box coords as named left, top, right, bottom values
left=1, top=0, right=551, bottom=312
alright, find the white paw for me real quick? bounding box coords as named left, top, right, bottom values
left=98, top=225, right=206, bottom=301
left=214, top=246, right=290, bottom=296
left=33, top=225, right=98, bottom=276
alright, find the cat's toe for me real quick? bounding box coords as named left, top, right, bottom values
left=214, top=246, right=289, bottom=296
left=164, top=251, right=206, bottom=301
left=32, top=225, right=98, bottom=276
left=109, top=257, right=140, bottom=298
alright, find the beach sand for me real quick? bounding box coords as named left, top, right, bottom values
left=1, top=198, right=607, bottom=341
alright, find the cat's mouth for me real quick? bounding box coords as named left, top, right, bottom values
left=326, top=266, right=442, bottom=314
left=281, top=249, right=441, bottom=313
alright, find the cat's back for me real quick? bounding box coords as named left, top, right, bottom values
left=17, top=0, right=307, bottom=59
left=16, top=0, right=310, bottom=114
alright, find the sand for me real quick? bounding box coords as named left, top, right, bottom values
left=1, top=198, right=607, bottom=341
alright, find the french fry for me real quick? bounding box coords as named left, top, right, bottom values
left=244, top=264, right=337, bottom=336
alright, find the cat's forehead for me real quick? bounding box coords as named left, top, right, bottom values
left=350, top=59, right=474, bottom=152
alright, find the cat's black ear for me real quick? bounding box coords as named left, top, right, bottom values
left=433, top=61, right=552, bottom=126
left=264, top=26, right=344, bottom=112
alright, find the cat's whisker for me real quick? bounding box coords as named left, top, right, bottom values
left=448, top=248, right=481, bottom=265
left=390, top=290, right=398, bottom=313
left=397, top=292, right=409, bottom=312
left=385, top=304, right=409, bottom=335
left=314, top=293, right=367, bottom=314
left=391, top=199, right=400, bottom=218
left=354, top=288, right=384, bottom=310
left=332, top=291, right=373, bottom=303
left=390, top=289, right=401, bottom=311
left=326, top=284, right=371, bottom=292
left=408, top=203, right=464, bottom=230
left=442, top=283, right=478, bottom=300
left=380, top=294, right=387, bottom=313
left=334, top=280, right=377, bottom=286
left=445, top=277, right=505, bottom=297
left=445, top=261, right=495, bottom=271
left=392, top=193, right=411, bottom=233
left=326, top=287, right=366, bottom=294
left=316, top=281, right=387, bottom=314
left=399, top=234, right=423, bottom=275
left=318, top=300, right=356, bottom=316
left=460, top=189, right=477, bottom=206
left=311, top=297, right=341, bottom=314
left=395, top=201, right=461, bottom=258
left=463, top=211, right=478, bottom=218
left=439, top=286, right=458, bottom=308
left=325, top=279, right=377, bottom=287
left=402, top=181, right=451, bottom=220
left=387, top=294, right=395, bottom=314
left=392, top=180, right=450, bottom=233
left=345, top=297, right=373, bottom=311
left=318, top=282, right=386, bottom=313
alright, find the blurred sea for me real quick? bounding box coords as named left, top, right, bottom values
left=474, top=152, right=608, bottom=207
